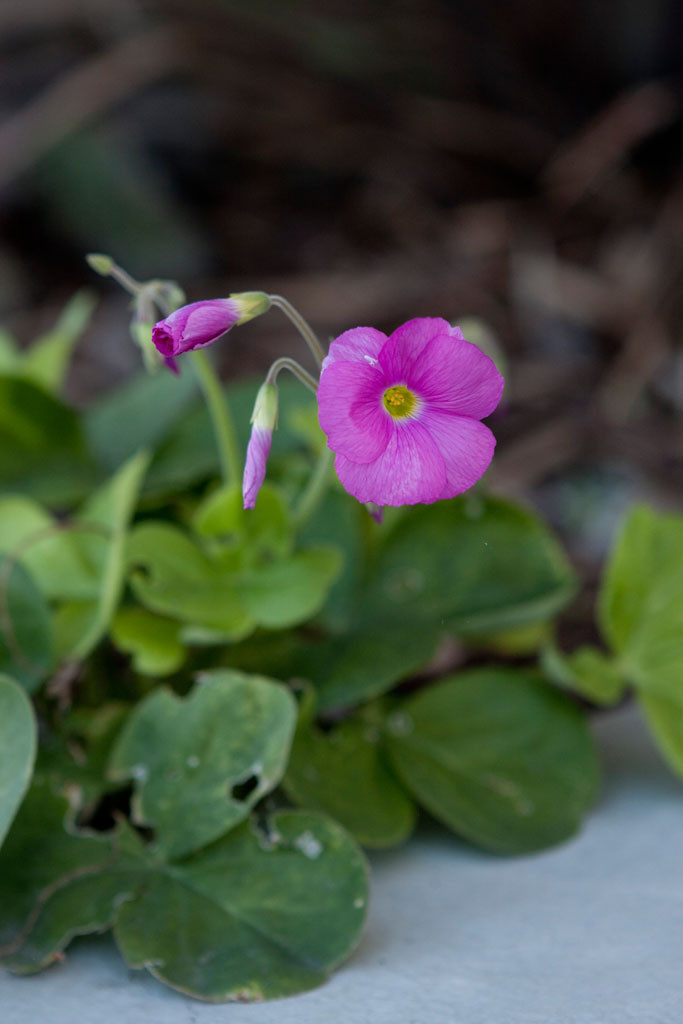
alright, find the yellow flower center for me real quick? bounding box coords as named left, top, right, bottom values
left=383, top=385, right=417, bottom=418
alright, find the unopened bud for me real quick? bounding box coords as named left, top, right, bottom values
left=243, top=382, right=278, bottom=510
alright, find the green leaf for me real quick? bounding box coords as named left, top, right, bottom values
left=85, top=368, right=198, bottom=472
left=0, top=676, right=37, bottom=848
left=361, top=496, right=577, bottom=635
left=385, top=667, right=599, bottom=854
left=599, top=506, right=683, bottom=697
left=126, top=522, right=253, bottom=638
left=114, top=812, right=368, bottom=1002
left=242, top=547, right=342, bottom=629
left=0, top=496, right=96, bottom=602
left=193, top=483, right=290, bottom=561
left=541, top=643, right=626, bottom=706
left=0, top=559, right=52, bottom=691
left=108, top=670, right=297, bottom=859
left=3, top=822, right=143, bottom=974
left=0, top=780, right=113, bottom=951
left=6, top=811, right=368, bottom=1002
left=37, top=703, right=130, bottom=814
left=285, top=700, right=415, bottom=848
left=110, top=607, right=185, bottom=677
left=298, top=488, right=368, bottom=632
left=291, top=624, right=439, bottom=712
left=639, top=692, right=683, bottom=777
left=21, top=291, right=96, bottom=394
left=0, top=376, right=95, bottom=505
left=66, top=451, right=150, bottom=660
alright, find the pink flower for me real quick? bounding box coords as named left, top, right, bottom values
left=243, top=383, right=278, bottom=509
left=317, top=318, right=504, bottom=507
left=152, top=292, right=271, bottom=360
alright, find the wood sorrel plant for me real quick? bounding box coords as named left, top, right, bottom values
left=0, top=264, right=682, bottom=1002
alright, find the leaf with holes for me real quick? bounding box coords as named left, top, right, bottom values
left=385, top=667, right=599, bottom=854
left=107, top=670, right=297, bottom=859
left=5, top=811, right=368, bottom=1003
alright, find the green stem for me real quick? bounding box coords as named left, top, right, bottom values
left=268, top=295, right=326, bottom=367
left=293, top=448, right=335, bottom=528
left=191, top=349, right=242, bottom=488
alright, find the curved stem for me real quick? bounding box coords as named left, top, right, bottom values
left=268, top=295, right=326, bottom=367
left=266, top=356, right=319, bottom=393
left=293, top=448, right=335, bottom=528
left=191, top=349, right=242, bottom=488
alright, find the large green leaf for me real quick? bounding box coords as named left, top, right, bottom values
left=0, top=677, right=37, bottom=848
left=5, top=811, right=368, bottom=1002
left=108, top=670, right=297, bottom=859
left=385, top=668, right=599, bottom=853
left=361, top=496, right=577, bottom=635
left=0, top=559, right=52, bottom=691
left=599, top=506, right=683, bottom=698
left=285, top=699, right=415, bottom=848
left=114, top=812, right=368, bottom=1001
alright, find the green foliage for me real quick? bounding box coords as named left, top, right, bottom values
left=287, top=495, right=577, bottom=711
left=0, top=376, right=94, bottom=505
left=0, top=677, right=37, bottom=848
left=385, top=668, right=599, bottom=854
left=285, top=696, right=416, bottom=848
left=110, top=608, right=185, bottom=676
left=126, top=484, right=342, bottom=643
left=0, top=560, right=52, bottom=691
left=0, top=781, right=113, bottom=951
left=108, top=671, right=297, bottom=859
left=362, top=496, right=577, bottom=634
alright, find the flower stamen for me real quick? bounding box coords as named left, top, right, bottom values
left=383, top=385, right=417, bottom=418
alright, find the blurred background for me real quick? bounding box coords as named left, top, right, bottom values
left=1, top=0, right=682, bottom=581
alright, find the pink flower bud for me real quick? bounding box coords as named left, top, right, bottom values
left=152, top=292, right=270, bottom=360
left=243, top=383, right=278, bottom=510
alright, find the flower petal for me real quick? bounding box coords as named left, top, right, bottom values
left=334, top=421, right=446, bottom=506
left=420, top=409, right=496, bottom=498
left=152, top=299, right=240, bottom=358
left=408, top=334, right=504, bottom=418
left=243, top=425, right=272, bottom=510
left=378, top=317, right=454, bottom=381
left=318, top=361, right=390, bottom=464
left=322, top=326, right=387, bottom=370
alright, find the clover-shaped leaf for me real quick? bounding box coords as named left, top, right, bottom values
left=108, top=670, right=297, bottom=859
left=5, top=811, right=368, bottom=1003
